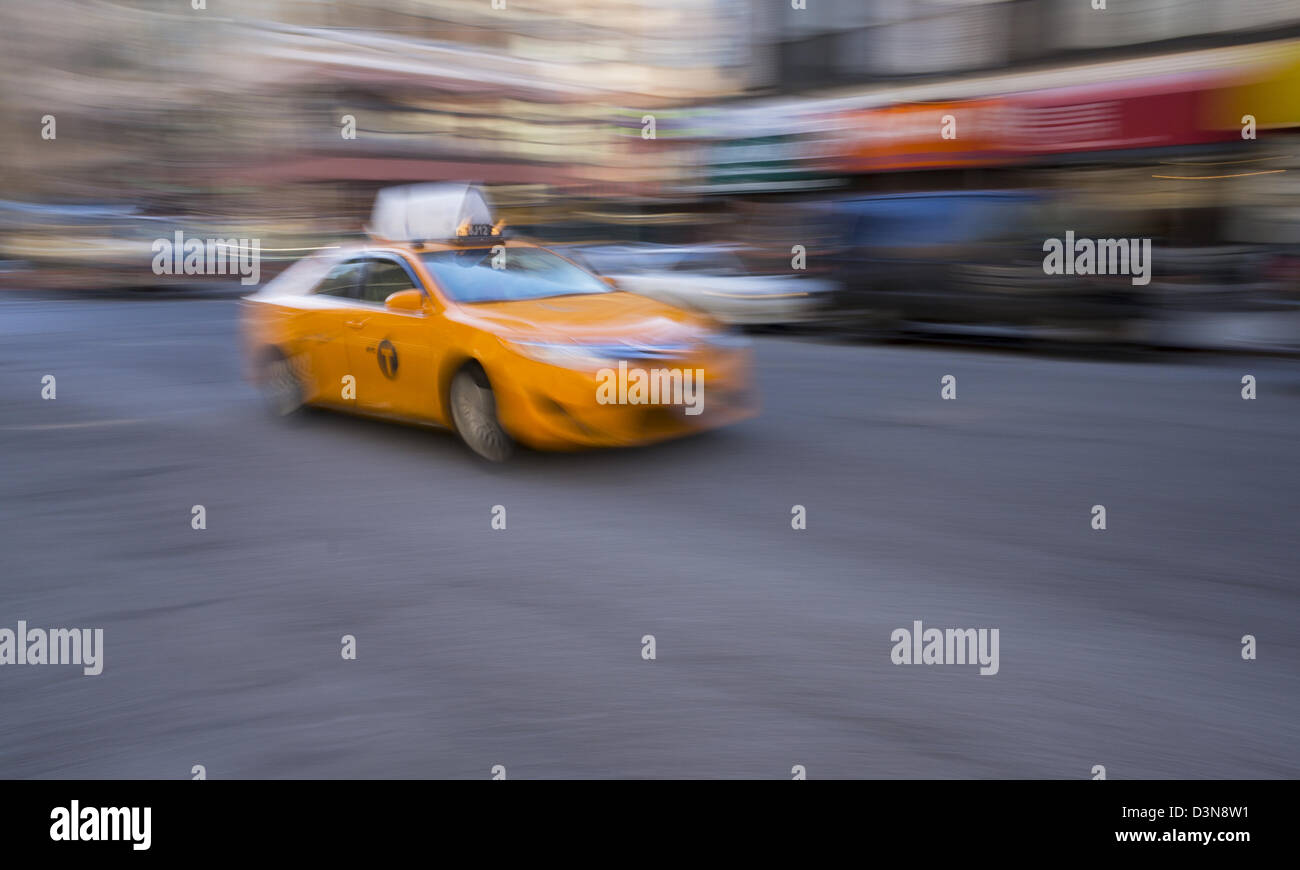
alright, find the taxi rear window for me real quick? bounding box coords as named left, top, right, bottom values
left=420, top=247, right=611, bottom=304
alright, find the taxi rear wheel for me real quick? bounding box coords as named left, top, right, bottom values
left=259, top=350, right=305, bottom=418
left=450, top=366, right=514, bottom=462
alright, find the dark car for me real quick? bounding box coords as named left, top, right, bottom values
left=814, top=190, right=1144, bottom=341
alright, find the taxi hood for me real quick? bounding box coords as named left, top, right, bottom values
left=448, top=291, right=717, bottom=345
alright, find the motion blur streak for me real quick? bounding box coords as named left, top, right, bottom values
left=3, top=0, right=1300, bottom=345
left=2, top=0, right=1299, bottom=779
left=1, top=297, right=1298, bottom=777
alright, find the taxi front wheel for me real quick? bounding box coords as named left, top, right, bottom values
left=259, top=350, right=305, bottom=418
left=450, top=366, right=514, bottom=462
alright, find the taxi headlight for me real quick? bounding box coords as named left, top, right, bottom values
left=502, top=339, right=615, bottom=371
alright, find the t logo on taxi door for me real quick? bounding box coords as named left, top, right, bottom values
left=377, top=339, right=399, bottom=379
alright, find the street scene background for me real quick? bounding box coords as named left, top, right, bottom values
left=1, top=0, right=1298, bottom=778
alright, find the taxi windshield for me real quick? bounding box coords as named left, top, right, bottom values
left=420, top=246, right=612, bottom=304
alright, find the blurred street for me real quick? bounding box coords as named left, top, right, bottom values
left=1, top=294, right=1296, bottom=779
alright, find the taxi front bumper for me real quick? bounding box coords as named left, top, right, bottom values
left=492, top=348, right=757, bottom=450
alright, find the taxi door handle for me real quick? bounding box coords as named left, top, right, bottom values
left=345, top=318, right=368, bottom=330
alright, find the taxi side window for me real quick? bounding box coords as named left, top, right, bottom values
left=360, top=259, right=418, bottom=304
left=315, top=261, right=365, bottom=298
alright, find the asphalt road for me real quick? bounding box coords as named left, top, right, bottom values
left=1, top=294, right=1297, bottom=779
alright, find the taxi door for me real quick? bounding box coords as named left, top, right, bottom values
left=299, top=258, right=367, bottom=408
left=343, top=255, right=440, bottom=421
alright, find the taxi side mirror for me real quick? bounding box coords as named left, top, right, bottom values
left=385, top=289, right=426, bottom=313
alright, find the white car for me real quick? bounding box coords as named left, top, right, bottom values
left=570, top=245, right=837, bottom=327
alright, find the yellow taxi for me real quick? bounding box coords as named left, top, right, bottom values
left=240, top=184, right=756, bottom=460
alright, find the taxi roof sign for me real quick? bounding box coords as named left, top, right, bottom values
left=368, top=183, right=497, bottom=244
